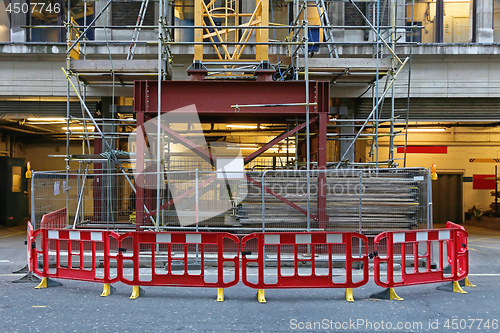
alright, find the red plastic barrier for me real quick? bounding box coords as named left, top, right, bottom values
left=117, top=232, right=239, bottom=288
left=241, top=232, right=369, bottom=289
left=373, top=227, right=468, bottom=288
left=27, top=222, right=34, bottom=272
left=32, top=228, right=119, bottom=285
left=446, top=221, right=469, bottom=276
left=40, top=208, right=67, bottom=229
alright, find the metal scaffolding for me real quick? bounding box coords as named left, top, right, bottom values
left=28, top=0, right=423, bottom=233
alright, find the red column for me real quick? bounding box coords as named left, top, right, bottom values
left=135, top=111, right=145, bottom=231
left=317, top=112, right=328, bottom=229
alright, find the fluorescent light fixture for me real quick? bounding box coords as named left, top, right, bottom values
left=28, top=117, right=66, bottom=122
left=226, top=124, right=259, bottom=129
left=62, top=126, right=95, bottom=131
left=406, top=128, right=446, bottom=133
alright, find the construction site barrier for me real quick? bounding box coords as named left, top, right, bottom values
left=116, top=231, right=240, bottom=300
left=446, top=221, right=476, bottom=289
left=373, top=224, right=470, bottom=300
left=446, top=221, right=469, bottom=276
left=27, top=216, right=474, bottom=302
left=31, top=228, right=119, bottom=292
left=40, top=208, right=67, bottom=229
left=27, top=222, right=34, bottom=273
left=30, top=228, right=239, bottom=300
left=241, top=232, right=369, bottom=302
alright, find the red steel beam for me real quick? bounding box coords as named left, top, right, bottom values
left=245, top=174, right=318, bottom=221
left=134, top=81, right=329, bottom=115
left=152, top=119, right=215, bottom=165
left=244, top=116, right=318, bottom=165
left=317, top=112, right=329, bottom=229
left=144, top=174, right=218, bottom=219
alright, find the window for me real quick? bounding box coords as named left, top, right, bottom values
left=12, top=166, right=21, bottom=193
left=0, top=0, right=9, bottom=41
left=411, top=0, right=471, bottom=43
left=495, top=0, right=500, bottom=42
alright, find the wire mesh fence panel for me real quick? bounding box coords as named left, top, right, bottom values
left=32, top=170, right=138, bottom=231
left=256, top=168, right=431, bottom=234
left=326, top=168, right=430, bottom=234
left=32, top=168, right=430, bottom=234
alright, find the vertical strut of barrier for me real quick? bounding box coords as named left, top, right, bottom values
left=373, top=227, right=471, bottom=300
left=241, top=232, right=369, bottom=303
left=27, top=222, right=34, bottom=273
left=447, top=221, right=476, bottom=288
left=34, top=228, right=49, bottom=288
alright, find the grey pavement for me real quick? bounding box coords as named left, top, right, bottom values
left=1, top=224, right=499, bottom=333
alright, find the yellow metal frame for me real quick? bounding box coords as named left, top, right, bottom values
left=194, top=0, right=269, bottom=65
left=69, top=18, right=80, bottom=60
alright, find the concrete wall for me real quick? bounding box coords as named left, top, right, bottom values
left=392, top=55, right=500, bottom=98
left=0, top=55, right=133, bottom=98
left=15, top=142, right=84, bottom=171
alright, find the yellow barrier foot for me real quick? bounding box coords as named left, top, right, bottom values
left=35, top=277, right=47, bottom=289
left=34, top=277, right=62, bottom=289
left=100, top=284, right=116, bottom=297
left=464, top=277, right=476, bottom=288
left=217, top=288, right=224, bottom=302
left=129, top=286, right=145, bottom=299
left=257, top=289, right=266, bottom=303
left=345, top=288, right=354, bottom=302
left=389, top=288, right=404, bottom=301
left=370, top=288, right=403, bottom=301
left=453, top=281, right=467, bottom=294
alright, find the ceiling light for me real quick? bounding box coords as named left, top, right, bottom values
left=28, top=117, right=66, bottom=122
left=406, top=128, right=446, bottom=133
left=226, top=124, right=259, bottom=129
left=62, top=126, right=95, bottom=131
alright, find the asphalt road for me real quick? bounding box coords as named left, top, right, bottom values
left=1, top=224, right=499, bottom=333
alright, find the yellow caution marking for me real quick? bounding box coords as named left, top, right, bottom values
left=469, top=158, right=500, bottom=163
left=0, top=230, right=26, bottom=239
left=469, top=236, right=500, bottom=242
left=31, top=306, right=47, bottom=308
left=469, top=244, right=500, bottom=250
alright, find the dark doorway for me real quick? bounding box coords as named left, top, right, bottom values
left=432, top=173, right=463, bottom=225
left=0, top=157, right=29, bottom=225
